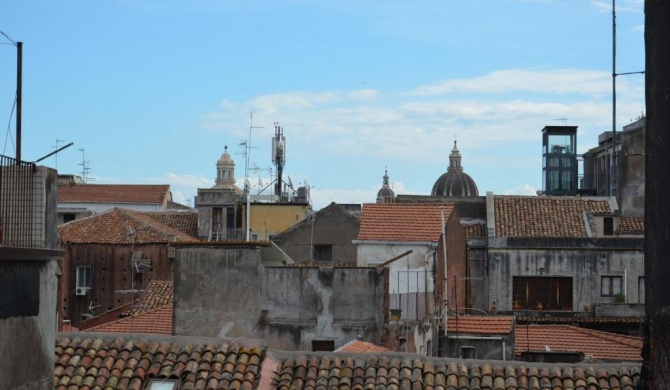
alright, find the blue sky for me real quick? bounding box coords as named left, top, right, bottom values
left=1, top=0, right=645, bottom=210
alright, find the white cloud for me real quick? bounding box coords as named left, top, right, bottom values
left=409, top=69, right=611, bottom=97
left=591, top=0, right=642, bottom=13
left=503, top=184, right=538, bottom=196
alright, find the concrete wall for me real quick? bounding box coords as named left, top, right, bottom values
left=0, top=249, right=61, bottom=390
left=487, top=241, right=644, bottom=311
left=173, top=245, right=387, bottom=351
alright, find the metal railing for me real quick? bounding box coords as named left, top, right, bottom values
left=0, top=155, right=42, bottom=248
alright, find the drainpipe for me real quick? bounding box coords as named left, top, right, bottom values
left=441, top=206, right=448, bottom=342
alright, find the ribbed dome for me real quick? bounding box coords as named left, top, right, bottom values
left=431, top=141, right=479, bottom=197
left=431, top=171, right=479, bottom=197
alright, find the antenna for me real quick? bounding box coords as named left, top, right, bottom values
left=272, top=122, right=286, bottom=198
left=554, top=118, right=568, bottom=126
left=78, top=148, right=92, bottom=183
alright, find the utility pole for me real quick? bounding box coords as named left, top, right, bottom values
left=16, top=42, right=22, bottom=164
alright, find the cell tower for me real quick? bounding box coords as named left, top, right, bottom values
left=272, top=122, right=286, bottom=199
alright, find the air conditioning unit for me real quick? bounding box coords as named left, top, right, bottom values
left=75, top=287, right=88, bottom=296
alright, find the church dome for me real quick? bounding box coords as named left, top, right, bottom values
left=376, top=169, right=395, bottom=203
left=431, top=141, right=479, bottom=197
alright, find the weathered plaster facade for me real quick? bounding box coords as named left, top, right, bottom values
left=487, top=238, right=644, bottom=312
left=173, top=244, right=387, bottom=351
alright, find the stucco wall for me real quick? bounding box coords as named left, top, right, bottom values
left=174, top=245, right=387, bottom=351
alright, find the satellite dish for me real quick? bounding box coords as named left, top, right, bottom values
left=288, top=176, right=294, bottom=189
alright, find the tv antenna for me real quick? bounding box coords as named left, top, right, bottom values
left=554, top=118, right=568, bottom=126
left=78, top=148, right=93, bottom=183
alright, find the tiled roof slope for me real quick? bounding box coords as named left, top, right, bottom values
left=55, top=335, right=266, bottom=390
left=58, top=208, right=199, bottom=244
left=335, top=340, right=390, bottom=353
left=357, top=203, right=454, bottom=242
left=515, top=325, right=642, bottom=362
left=273, top=354, right=640, bottom=390
left=55, top=334, right=641, bottom=390
left=462, top=221, right=487, bottom=239
left=129, top=280, right=174, bottom=315
left=86, top=304, right=173, bottom=334
left=495, top=196, right=611, bottom=237
left=58, top=183, right=170, bottom=204
left=619, top=216, right=644, bottom=234
left=144, top=211, right=198, bottom=238
left=447, top=315, right=514, bottom=334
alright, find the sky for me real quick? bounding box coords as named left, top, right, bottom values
left=0, top=0, right=645, bottom=210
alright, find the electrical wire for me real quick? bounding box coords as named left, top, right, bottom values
left=3, top=95, right=16, bottom=155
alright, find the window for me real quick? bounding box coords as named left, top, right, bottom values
left=146, top=379, right=178, bottom=390
left=460, top=346, right=476, bottom=359
left=76, top=265, right=92, bottom=289
left=63, top=213, right=76, bottom=223
left=603, top=217, right=614, bottom=236
left=512, top=277, right=573, bottom=310
left=313, top=245, right=332, bottom=261
left=601, top=276, right=622, bottom=297
left=312, top=340, right=335, bottom=351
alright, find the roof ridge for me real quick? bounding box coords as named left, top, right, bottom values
left=118, top=209, right=196, bottom=242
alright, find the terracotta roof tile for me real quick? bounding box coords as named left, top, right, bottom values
left=272, top=354, right=640, bottom=389
left=619, top=216, right=644, bottom=234
left=462, top=221, right=487, bottom=238
left=515, top=324, right=642, bottom=362
left=495, top=196, right=611, bottom=237
left=55, top=335, right=265, bottom=390
left=357, top=203, right=454, bottom=242
left=335, top=339, right=390, bottom=353
left=58, top=183, right=170, bottom=204
left=144, top=211, right=198, bottom=238
left=86, top=304, right=173, bottom=334
left=128, top=280, right=174, bottom=315
left=58, top=208, right=199, bottom=244
left=447, top=315, right=514, bottom=334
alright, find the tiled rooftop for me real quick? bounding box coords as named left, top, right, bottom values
left=54, top=334, right=266, bottom=390
left=494, top=196, right=611, bottom=238
left=144, top=211, right=199, bottom=238
left=80, top=281, right=174, bottom=332
left=335, top=340, right=390, bottom=353
left=357, top=203, right=454, bottom=242
left=127, top=280, right=174, bottom=316
left=85, top=304, right=173, bottom=334
left=515, top=324, right=642, bottom=362
left=273, top=354, right=640, bottom=390
left=55, top=334, right=641, bottom=390
left=619, top=216, right=644, bottom=235
left=447, top=315, right=514, bottom=334
left=58, top=183, right=170, bottom=204
left=58, top=208, right=199, bottom=244
left=461, top=221, right=487, bottom=239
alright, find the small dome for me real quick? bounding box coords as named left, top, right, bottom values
left=218, top=146, right=233, bottom=163
left=431, top=141, right=479, bottom=197
left=376, top=169, right=395, bottom=203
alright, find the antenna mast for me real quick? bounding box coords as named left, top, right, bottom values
left=272, top=122, right=286, bottom=199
